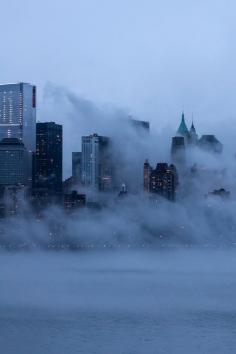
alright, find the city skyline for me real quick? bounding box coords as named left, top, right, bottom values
left=0, top=80, right=227, bottom=219
left=2, top=3, right=236, bottom=354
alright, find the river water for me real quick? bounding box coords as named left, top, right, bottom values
left=1, top=249, right=236, bottom=354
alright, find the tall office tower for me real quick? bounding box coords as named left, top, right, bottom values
left=72, top=152, right=82, bottom=182
left=149, top=163, right=178, bottom=201
left=0, top=83, right=36, bottom=152
left=81, top=133, right=113, bottom=191
left=0, top=138, right=28, bottom=186
left=143, top=159, right=152, bottom=192
left=171, top=136, right=186, bottom=165
left=33, top=122, right=62, bottom=195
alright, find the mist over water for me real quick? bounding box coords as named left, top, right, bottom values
left=1, top=193, right=236, bottom=249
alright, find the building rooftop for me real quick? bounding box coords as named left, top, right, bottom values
left=177, top=113, right=190, bottom=138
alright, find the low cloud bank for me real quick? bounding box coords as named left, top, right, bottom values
left=1, top=193, right=236, bottom=249
left=0, top=85, right=235, bottom=250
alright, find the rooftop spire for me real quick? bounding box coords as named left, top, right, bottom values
left=190, top=121, right=196, bottom=131
left=190, top=114, right=196, bottom=134
left=177, top=112, right=190, bottom=138
left=189, top=114, right=198, bottom=144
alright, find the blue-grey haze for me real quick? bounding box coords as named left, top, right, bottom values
left=1, top=2, right=236, bottom=353
left=1, top=0, right=236, bottom=133
left=1, top=250, right=236, bottom=354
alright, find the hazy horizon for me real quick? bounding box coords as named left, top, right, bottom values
left=1, top=0, right=236, bottom=134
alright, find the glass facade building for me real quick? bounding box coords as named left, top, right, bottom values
left=81, top=134, right=113, bottom=191
left=33, top=122, right=63, bottom=194
left=0, top=83, right=36, bottom=152
left=0, top=138, right=28, bottom=186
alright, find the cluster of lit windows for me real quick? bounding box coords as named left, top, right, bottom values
left=0, top=84, right=36, bottom=152
left=0, top=148, right=26, bottom=185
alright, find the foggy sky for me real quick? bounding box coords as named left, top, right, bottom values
left=1, top=0, right=236, bottom=133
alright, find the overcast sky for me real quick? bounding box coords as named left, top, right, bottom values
left=1, top=0, right=236, bottom=134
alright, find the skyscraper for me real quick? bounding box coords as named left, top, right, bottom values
left=0, top=138, right=28, bottom=186
left=81, top=133, right=113, bottom=191
left=72, top=152, right=82, bottom=182
left=149, top=163, right=178, bottom=201
left=33, top=122, right=62, bottom=195
left=0, top=83, right=36, bottom=152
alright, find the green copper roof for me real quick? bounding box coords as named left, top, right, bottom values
left=177, top=113, right=190, bottom=137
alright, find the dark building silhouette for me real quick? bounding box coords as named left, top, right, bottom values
left=143, top=159, right=151, bottom=192
left=63, top=176, right=77, bottom=193
left=208, top=188, right=230, bottom=199
left=150, top=163, right=178, bottom=201
left=33, top=122, right=62, bottom=196
left=0, top=185, right=27, bottom=217
left=0, top=138, right=29, bottom=186
left=144, top=162, right=178, bottom=201
left=198, top=135, right=223, bottom=153
left=64, top=191, right=86, bottom=212
left=171, top=136, right=185, bottom=165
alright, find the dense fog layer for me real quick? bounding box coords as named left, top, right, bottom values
left=0, top=87, right=236, bottom=249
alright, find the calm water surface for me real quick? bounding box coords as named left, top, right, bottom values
left=1, top=249, right=236, bottom=354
